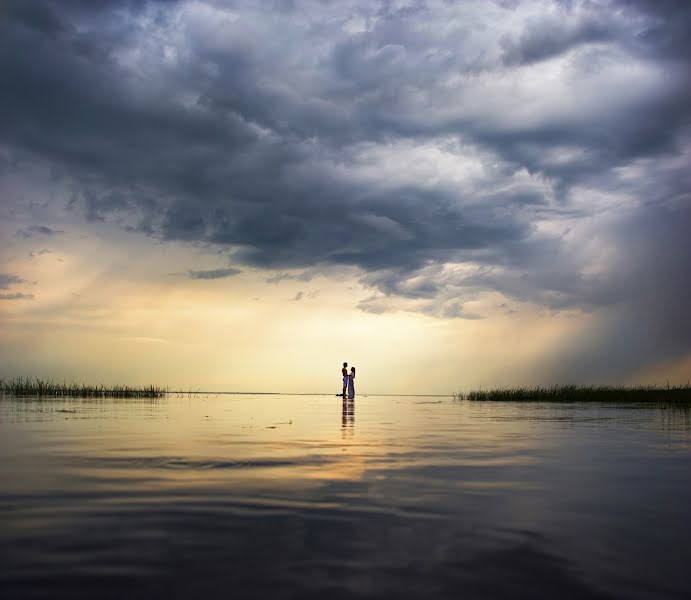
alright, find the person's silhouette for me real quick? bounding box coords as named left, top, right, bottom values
left=348, top=366, right=355, bottom=400
left=341, top=362, right=348, bottom=399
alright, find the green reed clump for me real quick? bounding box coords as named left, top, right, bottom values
left=0, top=377, right=167, bottom=398
left=455, top=384, right=691, bottom=404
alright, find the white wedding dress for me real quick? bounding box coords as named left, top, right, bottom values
left=347, top=374, right=355, bottom=400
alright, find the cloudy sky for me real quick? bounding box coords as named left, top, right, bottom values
left=0, top=0, right=689, bottom=393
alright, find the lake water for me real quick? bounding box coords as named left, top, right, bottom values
left=1, top=394, right=690, bottom=599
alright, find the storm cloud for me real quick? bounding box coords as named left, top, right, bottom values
left=0, top=0, right=689, bottom=379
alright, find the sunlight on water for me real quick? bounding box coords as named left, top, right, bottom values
left=1, top=394, right=690, bottom=599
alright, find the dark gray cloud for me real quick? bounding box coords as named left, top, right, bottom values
left=0, top=292, right=35, bottom=301
left=0, top=272, right=35, bottom=300
left=29, top=249, right=52, bottom=258
left=265, top=271, right=314, bottom=284
left=187, top=267, right=241, bottom=280
left=16, top=225, right=63, bottom=238
left=500, top=12, right=615, bottom=66
left=291, top=289, right=319, bottom=301
left=0, top=0, right=689, bottom=379
left=2, top=0, right=66, bottom=38
left=627, top=0, right=691, bottom=60
left=0, top=273, right=24, bottom=289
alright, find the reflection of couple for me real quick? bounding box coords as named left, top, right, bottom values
left=341, top=396, right=354, bottom=436
left=341, top=362, right=356, bottom=400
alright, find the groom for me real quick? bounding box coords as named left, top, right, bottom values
left=341, top=362, right=348, bottom=399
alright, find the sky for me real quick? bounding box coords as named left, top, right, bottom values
left=0, top=0, right=689, bottom=394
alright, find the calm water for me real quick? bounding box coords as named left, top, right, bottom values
left=1, top=394, right=690, bottom=599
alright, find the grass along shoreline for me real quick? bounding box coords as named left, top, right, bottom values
left=2, top=379, right=690, bottom=403
left=454, top=384, right=691, bottom=403
left=0, top=378, right=167, bottom=398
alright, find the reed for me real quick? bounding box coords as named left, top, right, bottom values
left=454, top=384, right=691, bottom=404
left=0, top=377, right=167, bottom=398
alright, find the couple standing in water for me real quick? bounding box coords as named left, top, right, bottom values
left=341, top=362, right=356, bottom=400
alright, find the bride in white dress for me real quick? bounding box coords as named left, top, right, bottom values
left=347, top=367, right=355, bottom=400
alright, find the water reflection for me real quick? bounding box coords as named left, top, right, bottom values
left=0, top=394, right=164, bottom=423
left=656, top=404, right=691, bottom=432
left=1, top=394, right=690, bottom=600
left=341, top=399, right=355, bottom=439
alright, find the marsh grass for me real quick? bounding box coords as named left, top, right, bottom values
left=0, top=377, right=167, bottom=398
left=454, top=384, right=691, bottom=405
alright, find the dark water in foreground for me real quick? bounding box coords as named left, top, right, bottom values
left=1, top=394, right=690, bottom=600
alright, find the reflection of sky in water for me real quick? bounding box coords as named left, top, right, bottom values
left=1, top=395, right=690, bottom=599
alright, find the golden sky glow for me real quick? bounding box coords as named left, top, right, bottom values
left=2, top=220, right=686, bottom=394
